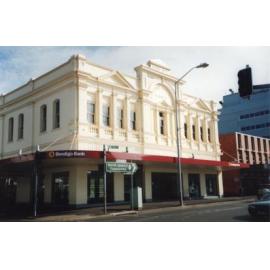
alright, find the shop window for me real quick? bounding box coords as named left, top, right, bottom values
left=102, top=105, right=110, bottom=127
left=18, top=113, right=24, bottom=140
left=53, top=99, right=60, bottom=129
left=87, top=102, right=95, bottom=124
left=8, top=117, right=14, bottom=142
left=40, top=105, right=47, bottom=132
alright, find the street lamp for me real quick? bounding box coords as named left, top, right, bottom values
left=174, top=63, right=209, bottom=206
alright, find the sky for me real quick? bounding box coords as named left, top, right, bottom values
left=1, top=46, right=270, bottom=103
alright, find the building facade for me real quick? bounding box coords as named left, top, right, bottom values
left=0, top=55, right=245, bottom=210
left=220, top=132, right=270, bottom=196
left=219, top=84, right=270, bottom=138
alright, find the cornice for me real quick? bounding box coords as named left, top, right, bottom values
left=0, top=74, right=76, bottom=113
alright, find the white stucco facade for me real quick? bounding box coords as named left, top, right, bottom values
left=0, top=55, right=224, bottom=207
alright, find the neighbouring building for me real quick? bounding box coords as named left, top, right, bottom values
left=0, top=55, right=247, bottom=211
left=220, top=132, right=270, bottom=196
left=219, top=84, right=270, bottom=138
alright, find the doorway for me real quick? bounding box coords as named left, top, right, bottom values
left=52, top=172, right=69, bottom=205
left=206, top=174, right=218, bottom=196
left=188, top=174, right=201, bottom=199
left=87, top=169, right=114, bottom=204
left=152, top=172, right=177, bottom=201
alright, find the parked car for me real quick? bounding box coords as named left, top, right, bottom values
left=248, top=194, right=270, bottom=218
left=257, top=187, right=270, bottom=200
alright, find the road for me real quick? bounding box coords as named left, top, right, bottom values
left=90, top=200, right=269, bottom=222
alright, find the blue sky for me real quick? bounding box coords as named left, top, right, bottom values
left=1, top=46, right=270, bottom=103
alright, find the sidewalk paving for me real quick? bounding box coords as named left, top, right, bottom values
left=19, top=195, right=256, bottom=222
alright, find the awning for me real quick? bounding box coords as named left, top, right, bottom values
left=0, top=150, right=249, bottom=172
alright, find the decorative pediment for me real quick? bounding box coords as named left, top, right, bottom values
left=194, top=98, right=212, bottom=112
left=98, top=71, right=135, bottom=89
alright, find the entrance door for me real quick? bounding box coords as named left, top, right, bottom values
left=152, top=173, right=177, bottom=201
left=206, top=174, right=218, bottom=196
left=87, top=170, right=114, bottom=204
left=0, top=177, right=17, bottom=211
left=87, top=171, right=104, bottom=203
left=52, top=172, right=69, bottom=205
left=188, top=174, right=201, bottom=199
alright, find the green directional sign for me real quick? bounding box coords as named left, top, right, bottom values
left=106, top=162, right=138, bottom=174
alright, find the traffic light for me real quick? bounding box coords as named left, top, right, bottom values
left=237, top=66, right=253, bottom=97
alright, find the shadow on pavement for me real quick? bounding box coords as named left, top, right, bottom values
left=233, top=214, right=270, bottom=222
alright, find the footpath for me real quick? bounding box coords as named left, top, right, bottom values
left=7, top=195, right=255, bottom=222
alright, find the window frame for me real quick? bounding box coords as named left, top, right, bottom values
left=8, top=117, right=14, bottom=142
left=130, top=110, right=136, bottom=131
left=18, top=113, right=24, bottom=140
left=87, top=101, right=95, bottom=124
left=53, top=99, right=60, bottom=129
left=40, top=104, right=47, bottom=133
left=102, top=104, right=110, bottom=127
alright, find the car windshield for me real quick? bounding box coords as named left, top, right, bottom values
left=260, top=194, right=270, bottom=201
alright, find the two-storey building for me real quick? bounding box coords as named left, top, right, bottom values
left=0, top=55, right=246, bottom=210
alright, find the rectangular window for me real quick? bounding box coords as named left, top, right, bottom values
left=130, top=111, right=136, bottom=130
left=184, top=123, right=188, bottom=139
left=18, top=114, right=24, bottom=140
left=40, top=105, right=47, bottom=132
left=87, top=102, right=95, bottom=124
left=117, top=107, right=124, bottom=129
left=53, top=100, right=60, bottom=129
left=159, top=112, right=165, bottom=135
left=208, top=128, right=211, bottom=142
left=237, top=134, right=242, bottom=148
left=8, top=117, right=14, bottom=142
left=192, top=125, right=196, bottom=140
left=200, top=126, right=203, bottom=141
left=244, top=136, right=249, bottom=149
left=102, top=105, right=110, bottom=126
left=251, top=137, right=255, bottom=151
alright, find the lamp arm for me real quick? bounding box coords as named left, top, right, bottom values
left=175, top=66, right=196, bottom=85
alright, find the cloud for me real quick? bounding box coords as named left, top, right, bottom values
left=1, top=46, right=270, bottom=104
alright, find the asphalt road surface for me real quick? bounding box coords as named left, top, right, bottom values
left=90, top=200, right=270, bottom=222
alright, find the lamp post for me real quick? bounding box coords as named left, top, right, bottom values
left=174, top=63, right=209, bottom=206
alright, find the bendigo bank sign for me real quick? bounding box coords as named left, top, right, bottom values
left=47, top=151, right=86, bottom=159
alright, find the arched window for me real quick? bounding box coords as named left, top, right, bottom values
left=40, top=105, right=47, bottom=132
left=18, top=113, right=24, bottom=139
left=8, top=117, right=14, bottom=142
left=53, top=99, right=60, bottom=129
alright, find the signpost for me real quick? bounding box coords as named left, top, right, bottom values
left=105, top=161, right=138, bottom=211
left=103, top=144, right=138, bottom=214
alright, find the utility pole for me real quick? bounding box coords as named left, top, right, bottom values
left=103, top=144, right=107, bottom=214
left=33, top=147, right=40, bottom=217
